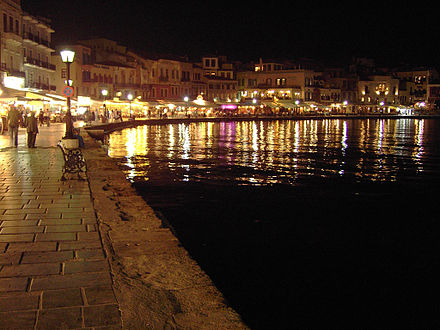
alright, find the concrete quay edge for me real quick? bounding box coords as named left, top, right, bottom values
left=80, top=132, right=249, bottom=329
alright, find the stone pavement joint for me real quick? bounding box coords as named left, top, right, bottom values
left=0, top=124, right=122, bottom=329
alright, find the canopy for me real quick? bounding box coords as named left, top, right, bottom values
left=0, top=86, right=26, bottom=100
left=261, top=100, right=279, bottom=108
left=276, top=100, right=299, bottom=108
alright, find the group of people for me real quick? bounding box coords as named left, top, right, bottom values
left=7, top=106, right=39, bottom=148
left=85, top=108, right=123, bottom=124
left=38, top=110, right=51, bottom=127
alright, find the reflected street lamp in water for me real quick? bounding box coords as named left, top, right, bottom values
left=60, top=50, right=75, bottom=139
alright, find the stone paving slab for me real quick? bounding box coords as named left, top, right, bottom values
left=0, top=137, right=122, bottom=329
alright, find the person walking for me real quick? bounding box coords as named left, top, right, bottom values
left=26, top=112, right=39, bottom=148
left=7, top=106, right=21, bottom=147
left=38, top=109, right=44, bottom=126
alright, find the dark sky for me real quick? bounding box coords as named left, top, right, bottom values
left=21, top=1, right=440, bottom=67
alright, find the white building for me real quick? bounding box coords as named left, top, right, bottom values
left=1, top=0, right=56, bottom=93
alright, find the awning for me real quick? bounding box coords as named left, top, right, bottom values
left=276, top=100, right=298, bottom=108
left=0, top=86, right=26, bottom=99
left=261, top=101, right=278, bottom=108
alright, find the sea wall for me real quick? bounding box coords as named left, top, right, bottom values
left=80, top=132, right=248, bottom=329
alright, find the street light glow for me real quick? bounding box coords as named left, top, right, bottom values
left=60, top=50, right=75, bottom=63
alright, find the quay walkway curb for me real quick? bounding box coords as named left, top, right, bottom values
left=80, top=132, right=248, bottom=329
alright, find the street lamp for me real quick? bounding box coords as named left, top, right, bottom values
left=102, top=89, right=108, bottom=100
left=127, top=93, right=133, bottom=119
left=102, top=89, right=108, bottom=120
left=184, top=96, right=189, bottom=117
left=60, top=50, right=75, bottom=139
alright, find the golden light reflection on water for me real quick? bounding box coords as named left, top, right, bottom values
left=107, top=119, right=435, bottom=185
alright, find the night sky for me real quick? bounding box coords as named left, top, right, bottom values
left=21, top=1, right=440, bottom=68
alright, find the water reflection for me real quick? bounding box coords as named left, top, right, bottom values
left=107, top=119, right=440, bottom=186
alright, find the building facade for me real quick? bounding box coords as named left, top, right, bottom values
left=1, top=0, right=56, bottom=93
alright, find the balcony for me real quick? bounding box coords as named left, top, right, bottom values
left=37, top=38, right=55, bottom=51
left=23, top=32, right=54, bottom=50
left=23, top=57, right=56, bottom=71
left=4, top=31, right=22, bottom=46
left=115, top=83, right=140, bottom=88
left=25, top=82, right=56, bottom=91
left=23, top=32, right=38, bottom=45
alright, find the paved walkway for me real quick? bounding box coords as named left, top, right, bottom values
left=0, top=124, right=122, bottom=329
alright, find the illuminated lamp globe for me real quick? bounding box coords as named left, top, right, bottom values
left=60, top=50, right=75, bottom=63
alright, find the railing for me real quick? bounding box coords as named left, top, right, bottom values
left=115, top=83, right=141, bottom=88
left=25, top=82, right=56, bottom=91
left=24, top=57, right=56, bottom=71
left=23, top=32, right=53, bottom=49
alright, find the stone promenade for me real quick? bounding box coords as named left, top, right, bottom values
left=0, top=124, right=122, bottom=329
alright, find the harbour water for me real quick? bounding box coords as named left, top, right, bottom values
left=107, top=118, right=440, bottom=328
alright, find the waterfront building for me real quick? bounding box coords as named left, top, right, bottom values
left=427, top=83, right=440, bottom=109
left=1, top=0, right=56, bottom=93
left=237, top=58, right=324, bottom=111
left=1, top=0, right=24, bottom=89
left=199, top=55, right=238, bottom=102
left=393, top=67, right=439, bottom=107
left=21, top=12, right=56, bottom=92
left=358, top=75, right=400, bottom=113
left=179, top=60, right=206, bottom=100
left=150, top=57, right=181, bottom=100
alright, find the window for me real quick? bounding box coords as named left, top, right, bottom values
left=276, top=78, right=286, bottom=86
left=3, top=14, right=7, bottom=32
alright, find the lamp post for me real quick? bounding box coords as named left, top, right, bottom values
left=60, top=50, right=75, bottom=139
left=184, top=96, right=189, bottom=117
left=127, top=93, right=133, bottom=119
left=102, top=89, right=108, bottom=120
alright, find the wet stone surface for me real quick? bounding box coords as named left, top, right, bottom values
left=0, top=137, right=122, bottom=329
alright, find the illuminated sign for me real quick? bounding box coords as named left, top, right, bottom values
left=78, top=96, right=91, bottom=106
left=221, top=104, right=237, bottom=110
left=4, top=76, right=25, bottom=89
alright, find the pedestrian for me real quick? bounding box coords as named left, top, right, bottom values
left=26, top=112, right=38, bottom=148
left=7, top=106, right=21, bottom=147
left=38, top=109, right=44, bottom=126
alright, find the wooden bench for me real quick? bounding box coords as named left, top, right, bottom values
left=57, top=140, right=87, bottom=181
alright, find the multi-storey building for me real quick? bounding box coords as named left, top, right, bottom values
left=1, top=0, right=24, bottom=89
left=200, top=55, right=237, bottom=102
left=1, top=0, right=56, bottom=93
left=393, top=67, right=439, bottom=106
left=179, top=60, right=206, bottom=100
left=237, top=59, right=320, bottom=107
left=22, top=12, right=56, bottom=91
left=358, top=75, right=400, bottom=112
